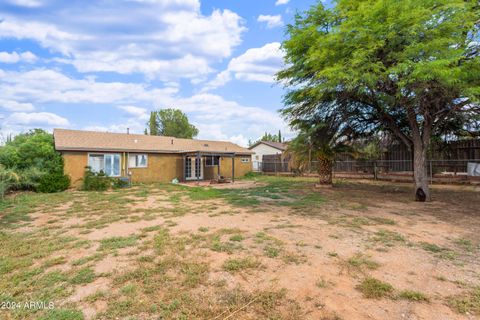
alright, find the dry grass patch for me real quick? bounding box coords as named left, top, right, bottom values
left=448, top=287, right=480, bottom=315
left=223, top=257, right=262, bottom=273
left=356, top=277, right=394, bottom=299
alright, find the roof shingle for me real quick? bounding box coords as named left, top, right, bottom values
left=54, top=129, right=252, bottom=154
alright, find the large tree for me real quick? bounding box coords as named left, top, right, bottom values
left=146, top=108, right=199, bottom=139
left=278, top=0, right=480, bottom=201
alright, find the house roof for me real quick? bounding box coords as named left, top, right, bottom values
left=248, top=140, right=288, bottom=151
left=53, top=129, right=253, bottom=155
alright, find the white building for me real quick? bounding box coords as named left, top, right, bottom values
left=248, top=141, right=287, bottom=171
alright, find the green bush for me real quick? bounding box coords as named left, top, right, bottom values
left=0, top=165, right=19, bottom=199
left=0, top=129, right=63, bottom=171
left=112, top=178, right=129, bottom=189
left=0, top=129, right=68, bottom=195
left=81, top=167, right=111, bottom=191
left=16, top=166, right=45, bottom=190
left=244, top=171, right=261, bottom=178
left=37, top=171, right=71, bottom=193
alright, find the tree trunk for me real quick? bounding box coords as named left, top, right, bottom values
left=412, top=139, right=430, bottom=202
left=317, top=156, right=333, bottom=185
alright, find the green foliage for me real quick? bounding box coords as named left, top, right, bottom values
left=356, top=277, right=394, bottom=299
left=353, top=138, right=385, bottom=160
left=81, top=167, right=111, bottom=191
left=37, top=171, right=71, bottom=193
left=15, top=166, right=45, bottom=191
left=449, top=287, right=480, bottom=315
left=286, top=114, right=353, bottom=183
left=278, top=0, right=480, bottom=194
left=99, top=236, right=138, bottom=251
left=112, top=178, right=129, bottom=189
left=0, top=165, right=19, bottom=199
left=398, top=290, right=429, bottom=302
left=148, top=111, right=158, bottom=136
left=0, top=129, right=68, bottom=195
left=146, top=108, right=199, bottom=138
left=222, top=257, right=261, bottom=272
left=70, top=267, right=96, bottom=285
left=249, top=131, right=283, bottom=146
left=0, top=129, right=63, bottom=171
left=38, top=309, right=84, bottom=320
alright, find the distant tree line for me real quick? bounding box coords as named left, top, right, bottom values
left=248, top=130, right=284, bottom=147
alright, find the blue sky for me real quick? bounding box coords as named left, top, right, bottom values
left=0, top=0, right=324, bottom=146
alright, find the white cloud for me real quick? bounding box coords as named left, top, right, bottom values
left=275, top=0, right=290, bottom=5
left=118, top=106, right=149, bottom=120
left=0, top=51, right=38, bottom=64
left=0, top=68, right=179, bottom=104
left=5, top=112, right=69, bottom=126
left=5, top=0, right=44, bottom=7
left=128, top=0, right=199, bottom=9
left=0, top=100, right=35, bottom=112
left=0, top=1, right=246, bottom=80
left=0, top=19, right=88, bottom=56
left=203, top=42, right=284, bottom=91
left=0, top=67, right=290, bottom=146
left=257, top=15, right=283, bottom=29
left=65, top=54, right=212, bottom=81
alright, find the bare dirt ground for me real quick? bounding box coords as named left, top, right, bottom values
left=0, top=177, right=479, bottom=320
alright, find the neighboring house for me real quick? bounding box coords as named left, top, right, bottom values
left=54, top=129, right=253, bottom=186
left=248, top=141, right=288, bottom=171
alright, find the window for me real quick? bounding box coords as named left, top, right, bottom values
left=88, top=154, right=121, bottom=176
left=241, top=157, right=250, bottom=163
left=129, top=154, right=148, bottom=168
left=88, top=154, right=104, bottom=173
left=205, top=156, right=219, bottom=166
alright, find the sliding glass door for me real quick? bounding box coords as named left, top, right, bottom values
left=89, top=153, right=121, bottom=177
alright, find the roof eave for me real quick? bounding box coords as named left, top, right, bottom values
left=56, top=147, right=253, bottom=155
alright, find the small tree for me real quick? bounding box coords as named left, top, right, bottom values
left=287, top=113, right=352, bottom=185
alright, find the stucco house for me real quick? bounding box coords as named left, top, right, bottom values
left=54, top=129, right=253, bottom=186
left=248, top=141, right=288, bottom=171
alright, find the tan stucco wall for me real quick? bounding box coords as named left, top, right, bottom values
left=62, top=151, right=252, bottom=187
left=219, top=155, right=252, bottom=179
left=128, top=153, right=183, bottom=183
left=62, top=151, right=89, bottom=187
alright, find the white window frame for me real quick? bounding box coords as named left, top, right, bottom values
left=88, top=153, right=121, bottom=177
left=241, top=157, right=250, bottom=163
left=129, top=154, right=148, bottom=168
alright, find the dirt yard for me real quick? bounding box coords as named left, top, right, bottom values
left=0, top=176, right=479, bottom=320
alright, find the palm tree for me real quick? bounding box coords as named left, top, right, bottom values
left=287, top=114, right=352, bottom=185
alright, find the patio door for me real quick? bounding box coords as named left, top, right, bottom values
left=185, top=156, right=203, bottom=180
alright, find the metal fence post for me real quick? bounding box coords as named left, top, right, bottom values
left=430, top=161, right=433, bottom=184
